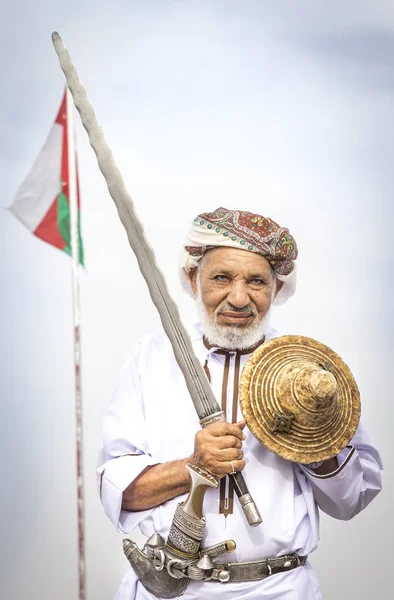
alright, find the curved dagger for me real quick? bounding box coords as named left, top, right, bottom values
left=51, top=31, right=262, bottom=527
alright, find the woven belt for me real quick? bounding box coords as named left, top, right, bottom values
left=210, top=553, right=307, bottom=583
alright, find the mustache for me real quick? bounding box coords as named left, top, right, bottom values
left=216, top=303, right=257, bottom=317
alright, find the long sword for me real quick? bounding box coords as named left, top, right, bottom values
left=52, top=31, right=261, bottom=527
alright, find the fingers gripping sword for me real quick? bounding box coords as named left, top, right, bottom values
left=51, top=32, right=261, bottom=528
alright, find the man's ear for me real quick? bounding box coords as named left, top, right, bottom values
left=274, top=279, right=284, bottom=297
left=188, top=267, right=198, bottom=297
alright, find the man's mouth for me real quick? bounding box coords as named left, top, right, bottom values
left=218, top=311, right=254, bottom=325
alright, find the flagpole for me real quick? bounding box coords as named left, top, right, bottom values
left=66, top=87, right=85, bottom=600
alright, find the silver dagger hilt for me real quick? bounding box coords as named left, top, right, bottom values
left=165, top=464, right=218, bottom=559
left=182, top=464, right=218, bottom=520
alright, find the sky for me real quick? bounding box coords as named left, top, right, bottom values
left=1, top=2, right=393, bottom=599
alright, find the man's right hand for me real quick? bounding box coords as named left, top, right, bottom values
left=122, top=421, right=246, bottom=511
left=190, top=420, right=246, bottom=478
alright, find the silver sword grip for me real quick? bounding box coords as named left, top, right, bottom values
left=238, top=492, right=262, bottom=527
left=199, top=412, right=263, bottom=526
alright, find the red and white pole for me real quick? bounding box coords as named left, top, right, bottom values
left=66, top=87, right=85, bottom=600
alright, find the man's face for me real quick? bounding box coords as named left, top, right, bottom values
left=189, top=247, right=278, bottom=330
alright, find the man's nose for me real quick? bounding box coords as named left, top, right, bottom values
left=227, top=281, right=250, bottom=308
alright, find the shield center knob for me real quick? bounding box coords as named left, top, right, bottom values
left=308, top=370, right=337, bottom=404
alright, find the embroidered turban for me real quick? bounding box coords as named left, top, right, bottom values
left=180, top=207, right=298, bottom=306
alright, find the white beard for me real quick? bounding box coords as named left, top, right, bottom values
left=195, top=282, right=273, bottom=351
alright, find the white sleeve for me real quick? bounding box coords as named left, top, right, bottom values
left=97, top=345, right=157, bottom=534
left=298, top=420, right=383, bottom=520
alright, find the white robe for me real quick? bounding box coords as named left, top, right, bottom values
left=97, top=324, right=383, bottom=600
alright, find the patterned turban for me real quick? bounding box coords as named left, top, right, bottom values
left=180, top=207, right=298, bottom=306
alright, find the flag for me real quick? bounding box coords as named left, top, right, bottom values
left=9, top=90, right=84, bottom=265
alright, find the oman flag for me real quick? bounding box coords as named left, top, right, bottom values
left=10, top=90, right=84, bottom=264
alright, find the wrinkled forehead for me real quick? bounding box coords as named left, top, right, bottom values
left=199, top=247, right=274, bottom=276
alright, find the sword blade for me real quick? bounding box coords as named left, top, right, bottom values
left=51, top=31, right=261, bottom=526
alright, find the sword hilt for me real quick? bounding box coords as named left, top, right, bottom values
left=199, top=412, right=262, bottom=527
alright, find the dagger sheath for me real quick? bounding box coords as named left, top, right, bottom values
left=52, top=31, right=261, bottom=527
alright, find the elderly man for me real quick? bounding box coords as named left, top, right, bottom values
left=98, top=208, right=382, bottom=600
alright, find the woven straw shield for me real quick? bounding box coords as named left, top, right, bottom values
left=239, top=335, right=361, bottom=463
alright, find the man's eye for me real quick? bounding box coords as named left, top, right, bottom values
left=214, top=275, right=229, bottom=282
left=249, top=279, right=265, bottom=286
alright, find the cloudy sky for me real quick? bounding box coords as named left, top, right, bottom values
left=1, top=2, right=393, bottom=599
